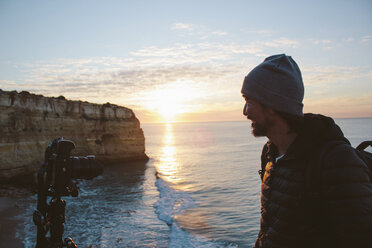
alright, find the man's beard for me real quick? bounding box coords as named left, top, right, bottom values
left=251, top=122, right=268, bottom=137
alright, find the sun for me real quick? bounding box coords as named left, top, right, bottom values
left=143, top=81, right=200, bottom=123
left=156, top=100, right=180, bottom=122
left=152, top=88, right=186, bottom=122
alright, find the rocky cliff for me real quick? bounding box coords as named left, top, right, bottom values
left=0, top=89, right=148, bottom=184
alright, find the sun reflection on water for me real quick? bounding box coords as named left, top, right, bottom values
left=155, top=123, right=181, bottom=183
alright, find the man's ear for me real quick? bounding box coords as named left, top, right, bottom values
left=267, top=108, right=282, bottom=123
left=264, top=106, right=276, bottom=115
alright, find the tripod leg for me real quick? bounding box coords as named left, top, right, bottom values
left=49, top=197, right=66, bottom=247
left=33, top=210, right=48, bottom=248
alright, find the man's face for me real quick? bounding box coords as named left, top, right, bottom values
left=243, top=96, right=273, bottom=137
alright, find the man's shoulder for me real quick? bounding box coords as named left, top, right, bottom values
left=309, top=140, right=371, bottom=196
left=318, top=140, right=365, bottom=170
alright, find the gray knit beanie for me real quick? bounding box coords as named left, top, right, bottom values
left=241, top=54, right=304, bottom=117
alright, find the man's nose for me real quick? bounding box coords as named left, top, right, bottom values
left=243, top=103, right=248, bottom=116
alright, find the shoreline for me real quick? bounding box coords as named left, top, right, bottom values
left=0, top=185, right=35, bottom=248
left=0, top=196, right=25, bottom=247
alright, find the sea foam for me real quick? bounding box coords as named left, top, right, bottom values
left=154, top=177, right=235, bottom=248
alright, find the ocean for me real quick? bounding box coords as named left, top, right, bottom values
left=18, top=118, right=372, bottom=247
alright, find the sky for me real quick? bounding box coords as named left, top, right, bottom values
left=0, top=0, right=371, bottom=123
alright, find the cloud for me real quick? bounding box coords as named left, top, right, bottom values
left=12, top=34, right=372, bottom=122
left=302, top=66, right=371, bottom=85
left=4, top=36, right=303, bottom=108
left=304, top=94, right=372, bottom=118
left=0, top=80, right=32, bottom=92
left=312, top=40, right=332, bottom=45
left=171, top=22, right=229, bottom=39
left=263, top=37, right=300, bottom=48
left=212, top=31, right=228, bottom=36
left=342, top=37, right=354, bottom=43
left=310, top=39, right=333, bottom=50
left=130, top=38, right=297, bottom=63
left=244, top=29, right=273, bottom=35
left=130, top=43, right=239, bottom=64
left=0, top=80, right=18, bottom=87
left=361, top=35, right=371, bottom=43
left=171, top=23, right=195, bottom=30
left=11, top=54, right=247, bottom=111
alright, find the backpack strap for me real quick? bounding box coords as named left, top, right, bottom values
left=356, top=141, right=372, bottom=151
left=355, top=141, right=372, bottom=181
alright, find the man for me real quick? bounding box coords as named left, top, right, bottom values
left=241, top=54, right=372, bottom=248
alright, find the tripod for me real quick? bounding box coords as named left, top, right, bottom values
left=32, top=137, right=103, bottom=248
left=33, top=168, right=78, bottom=248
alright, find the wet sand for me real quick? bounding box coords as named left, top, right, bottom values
left=0, top=196, right=25, bottom=247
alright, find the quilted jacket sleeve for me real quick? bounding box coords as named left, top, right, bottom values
left=322, top=143, right=372, bottom=247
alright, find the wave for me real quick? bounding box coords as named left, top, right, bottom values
left=154, top=177, right=196, bottom=225
left=154, top=177, right=237, bottom=248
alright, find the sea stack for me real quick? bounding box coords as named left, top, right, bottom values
left=0, top=89, right=148, bottom=184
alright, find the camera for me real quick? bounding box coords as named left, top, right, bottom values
left=33, top=137, right=103, bottom=248
left=41, top=137, right=103, bottom=197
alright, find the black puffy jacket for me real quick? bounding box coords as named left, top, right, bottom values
left=255, top=114, right=372, bottom=248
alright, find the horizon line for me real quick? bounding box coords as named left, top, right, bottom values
left=141, top=116, right=372, bottom=125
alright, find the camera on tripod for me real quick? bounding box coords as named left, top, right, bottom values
left=33, top=137, right=103, bottom=248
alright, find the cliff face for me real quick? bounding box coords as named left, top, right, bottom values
left=0, top=90, right=148, bottom=184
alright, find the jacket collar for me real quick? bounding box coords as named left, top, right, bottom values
left=276, top=113, right=349, bottom=161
